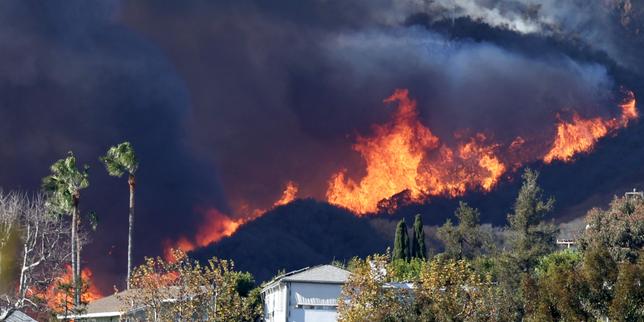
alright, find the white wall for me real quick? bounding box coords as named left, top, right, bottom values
left=263, top=283, right=288, bottom=322
left=287, top=282, right=342, bottom=322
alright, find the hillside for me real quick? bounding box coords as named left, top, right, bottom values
left=191, top=199, right=389, bottom=282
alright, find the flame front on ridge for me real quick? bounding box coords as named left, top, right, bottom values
left=326, top=89, right=507, bottom=214
left=326, top=89, right=637, bottom=215
left=167, top=88, right=637, bottom=252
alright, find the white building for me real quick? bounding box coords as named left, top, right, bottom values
left=261, top=265, right=350, bottom=322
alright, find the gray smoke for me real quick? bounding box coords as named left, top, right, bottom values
left=410, top=0, right=643, bottom=69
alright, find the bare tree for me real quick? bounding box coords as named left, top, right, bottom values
left=0, top=191, right=70, bottom=317
left=16, top=193, right=70, bottom=308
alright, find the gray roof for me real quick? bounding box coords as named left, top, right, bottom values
left=264, top=265, right=350, bottom=290
left=3, top=310, right=37, bottom=322
left=82, top=290, right=127, bottom=316
left=60, top=286, right=206, bottom=319
left=58, top=289, right=140, bottom=319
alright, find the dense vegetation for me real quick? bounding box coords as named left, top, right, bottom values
left=122, top=249, right=262, bottom=322
left=339, top=169, right=643, bottom=322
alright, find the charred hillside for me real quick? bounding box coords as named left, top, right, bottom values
left=191, top=199, right=388, bottom=282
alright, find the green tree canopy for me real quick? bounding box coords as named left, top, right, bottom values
left=410, top=214, right=426, bottom=259
left=100, top=142, right=139, bottom=177
left=528, top=251, right=588, bottom=321
left=41, top=152, right=89, bottom=215
left=580, top=195, right=644, bottom=263
left=338, top=254, right=416, bottom=322
left=437, top=201, right=491, bottom=260
left=393, top=219, right=410, bottom=261
left=609, top=255, right=644, bottom=321
left=506, top=168, right=558, bottom=271
left=41, top=151, right=90, bottom=308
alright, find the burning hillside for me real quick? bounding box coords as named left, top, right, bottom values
left=544, top=90, right=638, bottom=163
left=326, top=89, right=507, bottom=214
left=164, top=181, right=299, bottom=257
left=174, top=87, right=637, bottom=252
left=321, top=89, right=638, bottom=214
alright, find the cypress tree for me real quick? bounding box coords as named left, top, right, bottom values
left=411, top=214, right=426, bottom=259
left=393, top=219, right=410, bottom=261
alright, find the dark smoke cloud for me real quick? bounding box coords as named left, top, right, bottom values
left=0, top=0, right=227, bottom=291
left=122, top=0, right=628, bottom=215
left=315, top=27, right=616, bottom=142
left=1, top=0, right=642, bottom=291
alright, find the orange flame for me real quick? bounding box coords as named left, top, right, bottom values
left=326, top=89, right=438, bottom=214
left=326, top=89, right=506, bottom=214
left=542, top=113, right=610, bottom=163
left=164, top=181, right=298, bottom=258
left=163, top=209, right=243, bottom=259
left=31, top=265, right=103, bottom=313
left=458, top=135, right=506, bottom=191
left=273, top=181, right=299, bottom=206
left=326, top=89, right=636, bottom=214
left=544, top=90, right=637, bottom=163
left=173, top=89, right=637, bottom=249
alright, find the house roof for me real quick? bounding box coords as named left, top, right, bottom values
left=263, top=265, right=350, bottom=291
left=82, top=290, right=126, bottom=316
left=57, top=289, right=132, bottom=320
left=3, top=310, right=37, bottom=322
left=58, top=286, right=211, bottom=320
left=58, top=288, right=153, bottom=319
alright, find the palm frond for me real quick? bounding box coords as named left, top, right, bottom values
left=40, top=151, right=90, bottom=215
left=100, top=141, right=139, bottom=177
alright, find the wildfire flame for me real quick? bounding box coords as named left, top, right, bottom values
left=163, top=209, right=243, bottom=259
left=326, top=89, right=506, bottom=214
left=31, top=265, right=103, bottom=313
left=172, top=88, right=637, bottom=252
left=273, top=181, right=299, bottom=206
left=620, top=90, right=638, bottom=120
left=543, top=90, right=637, bottom=163
left=326, top=88, right=637, bottom=214
left=164, top=181, right=299, bottom=258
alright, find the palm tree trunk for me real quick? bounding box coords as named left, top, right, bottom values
left=126, top=174, right=135, bottom=289
left=76, top=211, right=81, bottom=303
left=71, top=194, right=80, bottom=307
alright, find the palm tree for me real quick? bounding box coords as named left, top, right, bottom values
left=100, top=142, right=138, bottom=289
left=42, top=151, right=89, bottom=307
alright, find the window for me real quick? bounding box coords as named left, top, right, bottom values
left=296, top=304, right=337, bottom=311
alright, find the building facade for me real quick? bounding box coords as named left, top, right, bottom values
left=261, top=265, right=350, bottom=322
